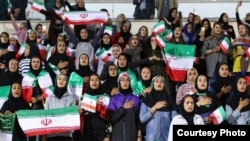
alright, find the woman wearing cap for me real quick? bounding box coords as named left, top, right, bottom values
left=108, top=72, right=141, bottom=141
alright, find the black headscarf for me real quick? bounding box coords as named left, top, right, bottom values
left=86, top=74, right=104, bottom=96
left=0, top=32, right=10, bottom=49
left=117, top=72, right=133, bottom=95
left=19, top=43, right=40, bottom=60
left=179, top=95, right=195, bottom=125
left=54, top=74, right=68, bottom=99
left=143, top=76, right=176, bottom=111
left=120, top=20, right=131, bottom=45
left=78, top=28, right=90, bottom=42
left=48, top=43, right=68, bottom=66
left=100, top=33, right=112, bottom=50
left=0, top=83, right=30, bottom=113
left=101, top=62, right=118, bottom=95
left=29, top=56, right=43, bottom=77
left=77, top=53, right=93, bottom=77
left=226, top=76, right=250, bottom=112
left=195, top=74, right=208, bottom=94
left=117, top=52, right=130, bottom=72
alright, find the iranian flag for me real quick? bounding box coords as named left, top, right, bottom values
left=163, top=43, right=195, bottom=82
left=31, top=0, right=44, bottom=12
left=7, top=1, right=12, bottom=15
left=16, top=106, right=80, bottom=136
left=48, top=63, right=60, bottom=76
left=219, top=37, right=231, bottom=54
left=153, top=21, right=165, bottom=34
left=104, top=26, right=113, bottom=36
left=38, top=44, right=48, bottom=61
left=210, top=105, right=226, bottom=125
left=0, top=86, right=11, bottom=108
left=0, top=114, right=15, bottom=141
left=81, top=94, right=97, bottom=113
left=22, top=70, right=53, bottom=102
left=16, top=43, right=28, bottom=59
left=156, top=34, right=167, bottom=49
left=63, top=11, right=108, bottom=25
left=95, top=47, right=112, bottom=63
left=67, top=72, right=84, bottom=99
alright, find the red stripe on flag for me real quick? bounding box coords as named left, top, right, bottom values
left=165, top=67, right=187, bottom=82
left=31, top=6, right=41, bottom=12
left=64, top=18, right=107, bottom=25
left=102, top=55, right=110, bottom=62
left=22, top=87, right=33, bottom=103
left=24, top=126, right=80, bottom=136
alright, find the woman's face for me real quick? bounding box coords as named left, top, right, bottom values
left=140, top=27, right=148, bottom=37
left=57, top=41, right=66, bottom=54
left=122, top=24, right=129, bottom=32
left=0, top=33, right=8, bottom=43
left=150, top=36, right=157, bottom=47
left=174, top=27, right=182, bottom=38
left=31, top=57, right=41, bottom=70
left=80, top=54, right=89, bottom=66
left=237, top=77, right=247, bottom=93
left=102, top=34, right=111, bottom=45
left=141, top=67, right=151, bottom=81
left=28, top=31, right=36, bottom=41
left=118, top=14, right=125, bottom=23
left=112, top=46, right=121, bottom=58
left=213, top=24, right=222, bottom=35
left=8, top=59, right=18, bottom=73
left=183, top=96, right=194, bottom=113
left=80, top=29, right=88, bottom=40
left=57, top=74, right=67, bottom=88
left=24, top=45, right=30, bottom=57
left=118, top=55, right=127, bottom=68
left=108, top=65, right=117, bottom=77
left=171, top=9, right=177, bottom=18
left=9, top=38, right=17, bottom=45
left=196, top=75, right=208, bottom=91
left=131, top=35, right=139, bottom=47
left=36, top=25, right=43, bottom=34
left=238, top=24, right=247, bottom=36
left=188, top=13, right=194, bottom=22
left=77, top=0, right=85, bottom=8
left=55, top=0, right=62, bottom=8
left=187, top=24, right=193, bottom=33
left=219, top=64, right=229, bottom=78
left=11, top=83, right=22, bottom=98
left=89, top=75, right=100, bottom=90
left=187, top=69, right=197, bottom=83
left=203, top=21, right=210, bottom=30
left=223, top=14, right=228, bottom=23
left=120, top=75, right=130, bottom=90
left=153, top=77, right=165, bottom=91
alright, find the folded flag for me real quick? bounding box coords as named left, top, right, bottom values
left=163, top=43, right=195, bottom=82
left=63, top=11, right=108, bottom=25
left=104, top=26, right=113, bottom=36
left=210, top=105, right=226, bottom=125
left=67, top=72, right=84, bottom=99
left=0, top=86, right=11, bottom=109
left=16, top=106, right=80, bottom=137
left=0, top=114, right=15, bottom=141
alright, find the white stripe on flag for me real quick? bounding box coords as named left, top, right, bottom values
left=0, top=132, right=12, bottom=141
left=165, top=55, right=195, bottom=70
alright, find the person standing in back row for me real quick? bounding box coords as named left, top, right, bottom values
left=133, top=0, right=155, bottom=19
left=155, top=0, right=178, bottom=19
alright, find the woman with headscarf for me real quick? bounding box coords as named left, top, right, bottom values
left=47, top=40, right=76, bottom=81
left=0, top=82, right=30, bottom=141
left=168, top=95, right=204, bottom=141
left=209, top=62, right=233, bottom=108
left=81, top=73, right=110, bottom=141
left=226, top=76, right=250, bottom=125
left=0, top=32, right=16, bottom=73
left=112, top=20, right=132, bottom=51
left=218, top=12, right=236, bottom=40
left=137, top=66, right=152, bottom=99
left=176, top=68, right=198, bottom=105
left=194, top=74, right=221, bottom=125
left=95, top=33, right=112, bottom=76
left=100, top=61, right=118, bottom=96
left=139, top=75, right=177, bottom=141
left=39, top=0, right=65, bottom=46
left=45, top=74, right=75, bottom=141
left=108, top=72, right=141, bottom=141
left=18, top=43, right=43, bottom=76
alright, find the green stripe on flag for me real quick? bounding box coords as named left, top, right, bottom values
left=68, top=72, right=84, bottom=87
left=96, top=47, right=106, bottom=57
left=17, top=106, right=79, bottom=118
left=0, top=86, right=11, bottom=98
left=0, top=114, right=15, bottom=133
left=163, top=43, right=195, bottom=57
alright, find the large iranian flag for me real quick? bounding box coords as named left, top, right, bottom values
left=63, top=11, right=108, bottom=25
left=67, top=72, right=84, bottom=99
left=0, top=86, right=11, bottom=109
left=163, top=43, right=195, bottom=82
left=0, top=114, right=15, bottom=141
left=16, top=106, right=80, bottom=137
left=210, top=105, right=226, bottom=125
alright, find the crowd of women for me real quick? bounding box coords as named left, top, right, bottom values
left=1, top=0, right=250, bottom=141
